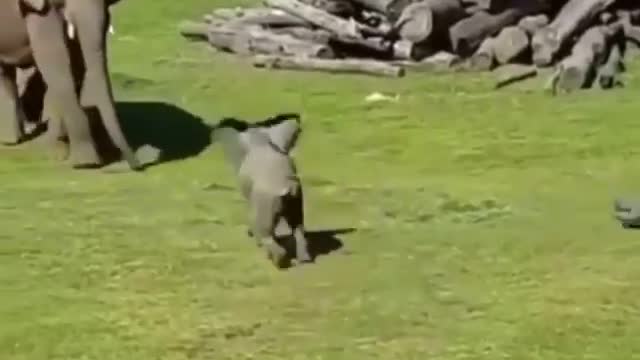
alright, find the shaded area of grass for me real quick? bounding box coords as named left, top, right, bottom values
left=2, top=0, right=640, bottom=359
left=117, top=101, right=212, bottom=165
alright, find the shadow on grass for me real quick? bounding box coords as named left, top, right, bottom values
left=277, top=227, right=355, bottom=269
left=305, top=227, right=354, bottom=259
left=116, top=101, right=213, bottom=168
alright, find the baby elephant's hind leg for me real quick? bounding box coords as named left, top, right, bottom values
left=0, top=65, right=25, bottom=145
left=251, top=192, right=288, bottom=268
left=284, top=188, right=311, bottom=264
left=241, top=181, right=260, bottom=244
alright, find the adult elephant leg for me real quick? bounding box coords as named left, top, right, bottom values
left=42, top=34, right=86, bottom=160
left=0, top=65, right=25, bottom=145
left=70, top=2, right=141, bottom=170
left=42, top=89, right=70, bottom=160
left=24, top=11, right=101, bottom=168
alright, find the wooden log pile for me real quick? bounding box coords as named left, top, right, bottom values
left=179, top=0, right=640, bottom=91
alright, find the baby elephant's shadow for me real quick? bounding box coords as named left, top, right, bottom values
left=277, top=228, right=355, bottom=267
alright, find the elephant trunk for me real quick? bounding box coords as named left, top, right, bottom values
left=69, top=1, right=141, bottom=170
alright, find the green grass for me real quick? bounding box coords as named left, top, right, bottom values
left=2, top=1, right=640, bottom=359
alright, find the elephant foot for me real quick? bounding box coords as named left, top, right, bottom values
left=0, top=138, right=22, bottom=146
left=294, top=251, right=313, bottom=265
left=0, top=130, right=24, bottom=146
left=49, top=140, right=70, bottom=161
left=67, top=142, right=103, bottom=169
left=265, top=241, right=290, bottom=269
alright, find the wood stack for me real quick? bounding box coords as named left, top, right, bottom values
left=179, top=0, right=640, bottom=92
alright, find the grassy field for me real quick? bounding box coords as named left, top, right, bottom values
left=3, top=1, right=640, bottom=359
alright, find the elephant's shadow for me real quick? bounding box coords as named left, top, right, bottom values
left=114, top=101, right=213, bottom=168
left=277, top=227, right=356, bottom=268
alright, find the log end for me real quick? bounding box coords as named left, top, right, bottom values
left=395, top=4, right=434, bottom=44
left=532, top=49, right=554, bottom=67
left=392, top=40, right=416, bottom=60
left=531, top=28, right=559, bottom=67
left=493, top=27, right=530, bottom=65
left=316, top=47, right=336, bottom=59
left=394, top=66, right=406, bottom=78
left=251, top=54, right=276, bottom=68
left=469, top=53, right=494, bottom=71
left=178, top=20, right=210, bottom=40
left=556, top=66, right=586, bottom=93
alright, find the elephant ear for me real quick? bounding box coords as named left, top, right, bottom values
left=260, top=118, right=301, bottom=154
left=212, top=126, right=249, bottom=174
left=21, top=0, right=48, bottom=11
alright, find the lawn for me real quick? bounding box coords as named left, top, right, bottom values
left=2, top=0, right=640, bottom=359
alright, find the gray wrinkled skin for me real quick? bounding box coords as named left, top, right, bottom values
left=214, top=122, right=310, bottom=269
left=0, top=0, right=139, bottom=170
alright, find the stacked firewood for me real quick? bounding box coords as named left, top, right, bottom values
left=179, top=0, right=640, bottom=92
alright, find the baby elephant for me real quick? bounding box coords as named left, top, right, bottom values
left=214, top=118, right=311, bottom=269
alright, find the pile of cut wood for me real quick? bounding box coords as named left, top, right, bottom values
left=179, top=0, right=640, bottom=92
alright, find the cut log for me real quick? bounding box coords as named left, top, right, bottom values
left=392, top=51, right=461, bottom=72
left=617, top=10, right=640, bottom=45
left=616, top=9, right=640, bottom=25
left=349, top=0, right=420, bottom=22
left=214, top=7, right=312, bottom=28
left=493, top=63, right=537, bottom=89
left=265, top=0, right=382, bottom=38
left=212, top=7, right=244, bottom=19
left=252, top=55, right=405, bottom=77
left=393, top=0, right=466, bottom=46
left=232, top=8, right=311, bottom=27
left=461, top=0, right=509, bottom=12
left=231, top=27, right=335, bottom=58
left=329, top=36, right=392, bottom=57
left=349, top=0, right=396, bottom=14
left=207, top=25, right=245, bottom=52
left=599, top=11, right=615, bottom=25
left=358, top=10, right=393, bottom=33
left=391, top=38, right=443, bottom=61
left=553, top=26, right=609, bottom=93
left=395, top=2, right=431, bottom=43
left=624, top=25, right=640, bottom=45
left=517, top=14, right=548, bottom=36
left=265, top=0, right=356, bottom=36
left=205, top=22, right=336, bottom=58
left=299, top=0, right=357, bottom=17
left=269, top=27, right=333, bottom=44
left=463, top=4, right=484, bottom=15
left=449, top=1, right=549, bottom=57
left=468, top=36, right=495, bottom=71
left=531, top=0, right=616, bottom=67
left=596, top=42, right=623, bottom=89
left=392, top=39, right=416, bottom=59
left=178, top=21, right=211, bottom=41
left=492, top=25, right=530, bottom=64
